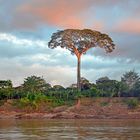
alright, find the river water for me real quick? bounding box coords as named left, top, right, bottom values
left=0, top=119, right=140, bottom=140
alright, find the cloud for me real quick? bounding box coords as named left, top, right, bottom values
left=0, top=32, right=140, bottom=87
left=114, top=18, right=140, bottom=34
left=1, top=55, right=140, bottom=87
left=1, top=0, right=140, bottom=32
left=0, top=33, right=47, bottom=48
left=16, top=0, right=91, bottom=28
left=0, top=32, right=140, bottom=69
left=11, top=0, right=111, bottom=30
left=0, top=33, right=51, bottom=58
left=0, top=58, right=76, bottom=87
left=0, top=0, right=140, bottom=86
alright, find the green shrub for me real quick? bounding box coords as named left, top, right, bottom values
left=126, top=98, right=139, bottom=109
left=52, top=99, right=65, bottom=107
left=27, top=93, right=35, bottom=101
left=18, top=98, right=31, bottom=108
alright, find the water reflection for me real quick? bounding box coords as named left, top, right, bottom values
left=0, top=119, right=140, bottom=140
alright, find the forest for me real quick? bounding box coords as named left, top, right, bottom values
left=0, top=70, right=140, bottom=110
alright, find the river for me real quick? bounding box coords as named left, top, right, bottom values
left=0, top=119, right=140, bottom=140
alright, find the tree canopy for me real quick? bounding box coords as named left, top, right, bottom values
left=48, top=29, right=115, bottom=57
left=23, top=76, right=51, bottom=93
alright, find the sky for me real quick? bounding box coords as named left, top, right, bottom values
left=0, top=0, right=140, bottom=87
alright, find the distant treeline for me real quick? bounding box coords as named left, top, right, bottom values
left=0, top=70, right=140, bottom=101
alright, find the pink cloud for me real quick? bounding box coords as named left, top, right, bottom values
left=92, top=20, right=104, bottom=31
left=16, top=0, right=103, bottom=29
left=114, top=18, right=140, bottom=34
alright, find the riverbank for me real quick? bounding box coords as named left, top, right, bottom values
left=0, top=98, right=140, bottom=119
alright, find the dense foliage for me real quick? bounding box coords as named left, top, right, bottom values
left=0, top=70, right=140, bottom=105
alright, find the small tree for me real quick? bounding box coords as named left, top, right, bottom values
left=121, top=70, right=140, bottom=97
left=0, top=80, right=13, bottom=99
left=121, top=70, right=140, bottom=90
left=80, top=77, right=91, bottom=90
left=0, top=80, right=12, bottom=89
left=48, top=29, right=115, bottom=91
left=23, top=76, right=51, bottom=93
left=96, top=77, right=117, bottom=97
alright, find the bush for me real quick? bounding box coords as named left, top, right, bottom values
left=126, top=98, right=139, bottom=109
left=18, top=98, right=33, bottom=108
left=52, top=98, right=65, bottom=107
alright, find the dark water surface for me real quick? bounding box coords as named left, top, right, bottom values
left=0, top=119, right=140, bottom=140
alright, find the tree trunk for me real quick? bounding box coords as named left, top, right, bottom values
left=77, top=56, right=81, bottom=91
left=76, top=98, right=81, bottom=109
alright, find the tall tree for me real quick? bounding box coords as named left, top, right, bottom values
left=48, top=29, right=115, bottom=91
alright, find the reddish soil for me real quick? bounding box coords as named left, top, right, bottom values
left=0, top=98, right=140, bottom=119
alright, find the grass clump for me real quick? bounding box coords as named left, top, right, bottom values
left=100, top=101, right=109, bottom=106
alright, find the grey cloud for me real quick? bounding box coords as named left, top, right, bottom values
left=0, top=58, right=76, bottom=87
left=0, top=42, right=49, bottom=58
left=0, top=52, right=140, bottom=87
